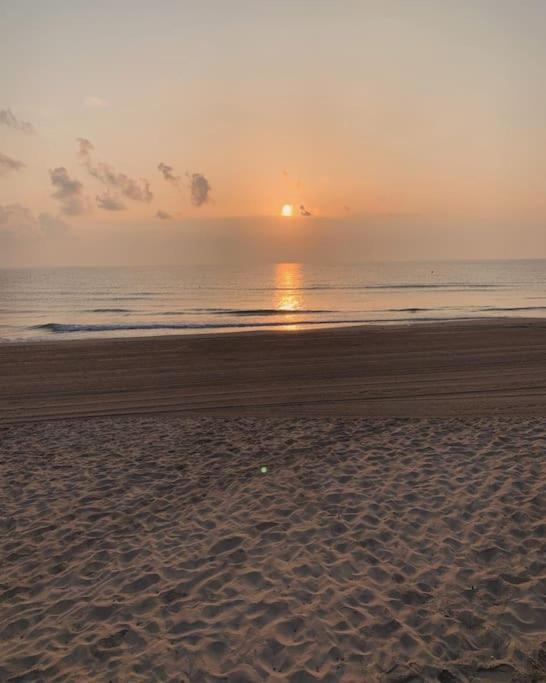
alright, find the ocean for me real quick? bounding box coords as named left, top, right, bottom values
left=1, top=260, right=546, bottom=342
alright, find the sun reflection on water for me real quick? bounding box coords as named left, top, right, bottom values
left=274, top=263, right=304, bottom=329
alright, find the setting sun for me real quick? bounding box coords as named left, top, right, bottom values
left=281, top=204, right=294, bottom=217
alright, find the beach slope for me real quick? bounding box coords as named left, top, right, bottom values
left=2, top=320, right=546, bottom=423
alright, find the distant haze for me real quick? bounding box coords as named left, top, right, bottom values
left=1, top=1, right=545, bottom=266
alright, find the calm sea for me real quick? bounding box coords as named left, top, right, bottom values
left=1, top=260, right=546, bottom=342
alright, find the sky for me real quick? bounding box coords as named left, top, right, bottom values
left=1, top=0, right=546, bottom=266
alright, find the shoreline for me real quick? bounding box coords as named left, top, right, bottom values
left=1, top=314, right=542, bottom=345
left=5, top=313, right=546, bottom=345
left=3, top=318, right=546, bottom=423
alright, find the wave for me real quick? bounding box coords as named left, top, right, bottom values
left=34, top=316, right=477, bottom=334
left=85, top=308, right=133, bottom=313
left=386, top=307, right=426, bottom=313
left=199, top=308, right=333, bottom=317
left=252, top=283, right=504, bottom=292
left=35, top=320, right=364, bottom=333
left=176, top=282, right=505, bottom=292
left=103, top=296, right=156, bottom=301
left=479, top=305, right=546, bottom=312
left=385, top=305, right=546, bottom=314
left=0, top=309, right=41, bottom=314
left=140, top=308, right=334, bottom=317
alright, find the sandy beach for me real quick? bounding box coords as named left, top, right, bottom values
left=3, top=319, right=546, bottom=423
left=1, top=416, right=545, bottom=681
left=4, top=0, right=546, bottom=677
left=1, top=322, right=545, bottom=681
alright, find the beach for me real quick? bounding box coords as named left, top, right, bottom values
left=3, top=320, right=546, bottom=423
left=1, top=416, right=545, bottom=681
left=4, top=0, right=546, bottom=676
left=1, top=322, right=546, bottom=681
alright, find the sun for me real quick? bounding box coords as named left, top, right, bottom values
left=281, top=203, right=294, bottom=217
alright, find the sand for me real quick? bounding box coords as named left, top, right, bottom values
left=1, top=416, right=545, bottom=682
left=3, top=319, right=546, bottom=423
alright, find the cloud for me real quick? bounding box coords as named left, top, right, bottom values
left=96, top=192, right=125, bottom=211
left=160, top=164, right=211, bottom=207
left=78, top=137, right=153, bottom=203
left=38, top=212, right=70, bottom=235
left=188, top=172, right=211, bottom=207
left=0, top=203, right=35, bottom=230
left=0, top=204, right=71, bottom=264
left=0, top=109, right=35, bottom=134
left=77, top=137, right=94, bottom=159
left=49, top=167, right=87, bottom=215
left=0, top=152, right=25, bottom=175
left=299, top=204, right=312, bottom=216
left=0, top=203, right=69, bottom=234
left=84, top=96, right=109, bottom=109
left=158, top=162, right=180, bottom=185
left=155, top=210, right=172, bottom=220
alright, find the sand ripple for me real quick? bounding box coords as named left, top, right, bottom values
left=1, top=417, right=545, bottom=681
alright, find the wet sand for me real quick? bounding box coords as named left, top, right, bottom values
left=2, top=319, right=546, bottom=423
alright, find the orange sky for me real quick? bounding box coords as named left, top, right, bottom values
left=1, top=1, right=546, bottom=265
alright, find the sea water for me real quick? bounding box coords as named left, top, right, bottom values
left=1, top=260, right=546, bottom=342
